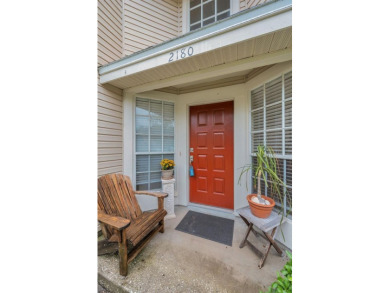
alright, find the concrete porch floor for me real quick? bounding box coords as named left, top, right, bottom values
left=98, top=206, right=290, bottom=293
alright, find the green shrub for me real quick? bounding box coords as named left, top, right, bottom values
left=261, top=251, right=292, bottom=293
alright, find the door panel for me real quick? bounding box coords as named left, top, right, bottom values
left=189, top=101, right=234, bottom=209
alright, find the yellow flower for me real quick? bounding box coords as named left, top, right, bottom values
left=160, top=158, right=174, bottom=170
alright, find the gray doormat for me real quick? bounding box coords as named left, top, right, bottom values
left=175, top=210, right=234, bottom=246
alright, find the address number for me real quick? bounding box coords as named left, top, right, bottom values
left=168, top=46, right=194, bottom=62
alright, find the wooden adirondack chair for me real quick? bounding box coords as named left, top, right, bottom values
left=97, top=173, right=168, bottom=276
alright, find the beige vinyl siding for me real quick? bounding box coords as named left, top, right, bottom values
left=178, top=0, right=183, bottom=35
left=98, top=0, right=124, bottom=176
left=123, top=0, right=180, bottom=55
left=98, top=0, right=123, bottom=66
left=240, top=0, right=272, bottom=11
left=98, top=84, right=123, bottom=176
left=239, top=0, right=247, bottom=10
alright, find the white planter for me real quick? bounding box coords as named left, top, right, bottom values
left=161, top=169, right=174, bottom=179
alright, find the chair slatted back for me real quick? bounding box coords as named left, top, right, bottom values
left=98, top=174, right=142, bottom=238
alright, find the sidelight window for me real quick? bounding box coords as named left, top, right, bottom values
left=135, top=97, right=174, bottom=190
left=250, top=71, right=292, bottom=215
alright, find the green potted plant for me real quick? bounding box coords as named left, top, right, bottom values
left=160, top=158, right=175, bottom=180
left=239, top=145, right=291, bottom=218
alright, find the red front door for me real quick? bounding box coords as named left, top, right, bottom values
left=189, top=101, right=234, bottom=209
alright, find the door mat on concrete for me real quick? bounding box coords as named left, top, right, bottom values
left=175, top=210, right=234, bottom=246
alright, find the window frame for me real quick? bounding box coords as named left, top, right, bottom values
left=134, top=97, right=175, bottom=191
left=188, top=0, right=232, bottom=32
left=249, top=71, right=292, bottom=216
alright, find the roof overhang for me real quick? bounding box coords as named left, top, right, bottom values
left=98, top=0, right=292, bottom=92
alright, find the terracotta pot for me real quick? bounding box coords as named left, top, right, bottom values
left=246, top=194, right=275, bottom=218
left=161, top=169, right=174, bottom=180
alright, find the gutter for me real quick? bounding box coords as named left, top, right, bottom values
left=98, top=0, right=292, bottom=76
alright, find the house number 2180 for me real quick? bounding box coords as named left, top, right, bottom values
left=168, top=46, right=194, bottom=62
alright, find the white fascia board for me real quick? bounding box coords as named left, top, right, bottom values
left=99, top=0, right=292, bottom=84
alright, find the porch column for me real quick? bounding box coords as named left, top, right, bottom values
left=123, top=92, right=134, bottom=180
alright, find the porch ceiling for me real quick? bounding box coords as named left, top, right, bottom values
left=114, top=29, right=290, bottom=90
left=156, top=64, right=274, bottom=94
left=99, top=0, right=292, bottom=93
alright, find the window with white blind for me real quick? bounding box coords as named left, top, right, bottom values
left=250, top=71, right=292, bottom=215
left=135, top=98, right=174, bottom=190
left=189, top=0, right=231, bottom=31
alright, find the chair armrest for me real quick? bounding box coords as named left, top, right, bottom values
left=134, top=191, right=168, bottom=198
left=98, top=210, right=131, bottom=231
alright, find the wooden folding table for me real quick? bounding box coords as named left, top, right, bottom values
left=236, top=206, right=286, bottom=268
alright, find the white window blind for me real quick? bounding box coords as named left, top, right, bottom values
left=250, top=71, right=292, bottom=215
left=135, top=98, right=174, bottom=190
left=189, top=0, right=230, bottom=31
